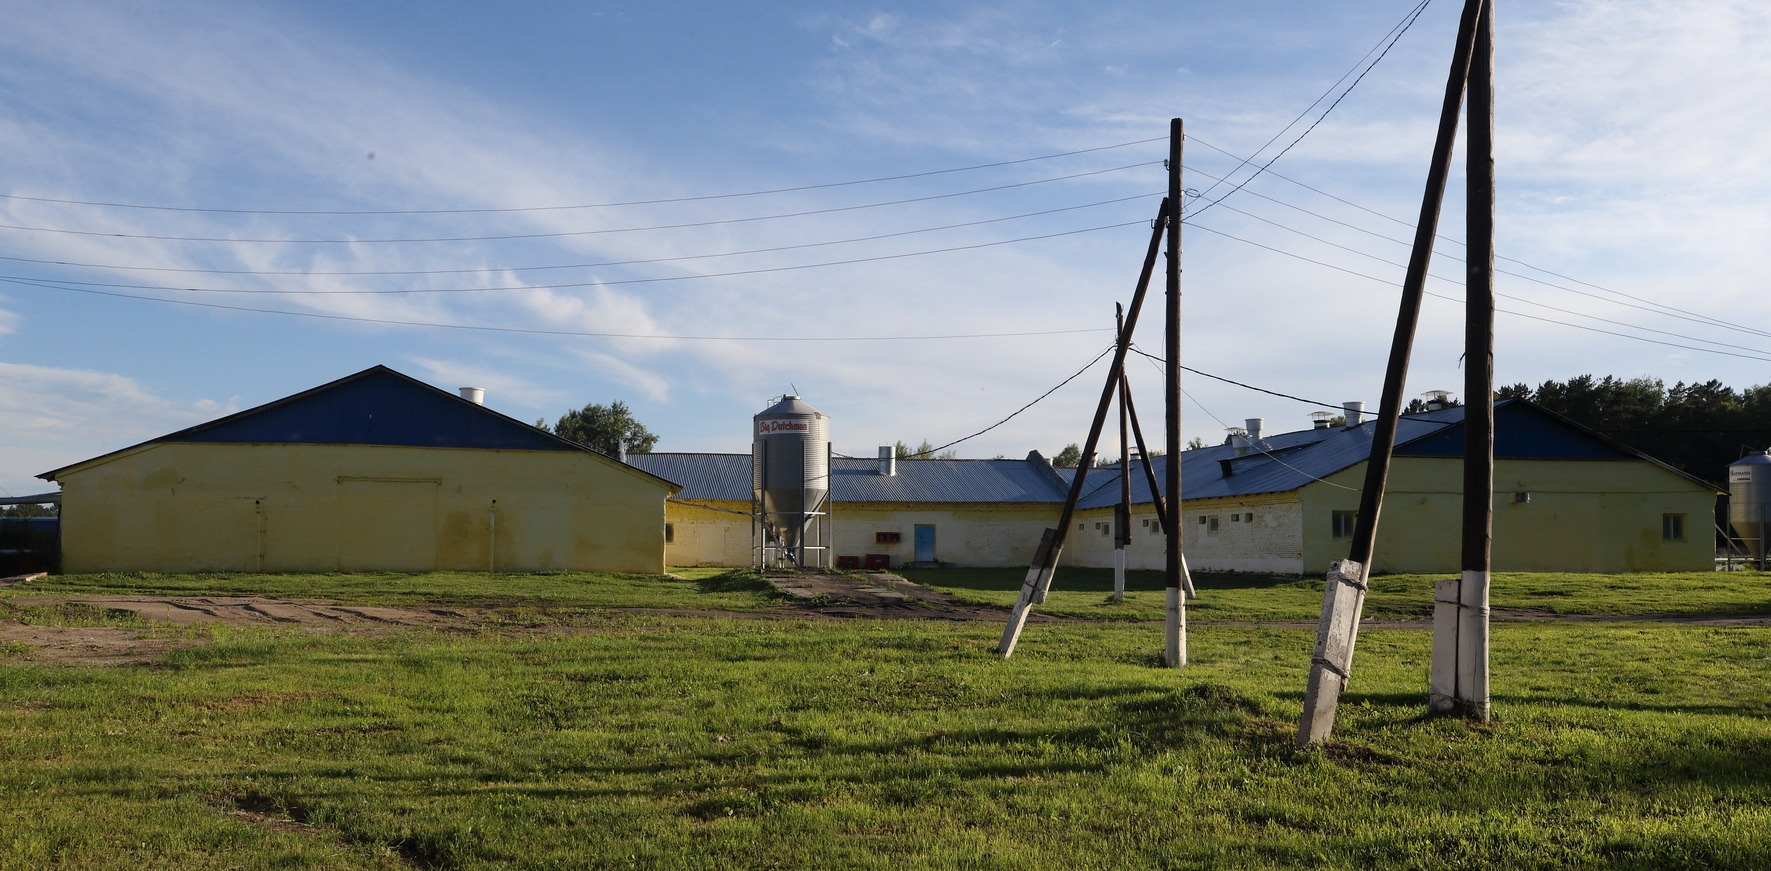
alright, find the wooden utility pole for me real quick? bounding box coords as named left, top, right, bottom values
left=998, top=200, right=1170, bottom=658
left=1297, top=0, right=1487, bottom=746
left=1433, top=0, right=1495, bottom=722
left=1114, top=305, right=1132, bottom=602
left=1164, top=118, right=1186, bottom=667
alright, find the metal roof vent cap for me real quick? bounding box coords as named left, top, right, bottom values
left=1225, top=426, right=1249, bottom=457
left=1343, top=401, right=1365, bottom=426
left=1310, top=411, right=1334, bottom=430
left=459, top=387, right=485, bottom=405
left=1423, top=389, right=1454, bottom=411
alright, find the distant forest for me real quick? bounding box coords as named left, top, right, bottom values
left=1498, top=375, right=1771, bottom=486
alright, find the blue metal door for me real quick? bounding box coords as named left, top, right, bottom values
left=914, top=525, right=936, bottom=563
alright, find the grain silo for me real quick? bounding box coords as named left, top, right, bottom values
left=1728, top=450, right=1771, bottom=566
left=752, top=394, right=831, bottom=569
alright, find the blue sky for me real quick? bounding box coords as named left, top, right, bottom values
left=3, top=0, right=1769, bottom=495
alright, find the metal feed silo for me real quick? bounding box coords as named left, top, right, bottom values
left=752, top=395, right=831, bottom=569
left=1729, top=451, right=1771, bottom=566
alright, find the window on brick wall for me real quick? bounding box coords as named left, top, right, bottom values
left=1207, top=516, right=1220, bottom=534
left=1332, top=510, right=1357, bottom=540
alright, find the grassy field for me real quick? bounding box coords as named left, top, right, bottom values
left=901, top=566, right=1771, bottom=622
left=3, top=570, right=1770, bottom=868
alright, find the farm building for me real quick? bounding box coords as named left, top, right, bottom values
left=625, top=451, right=1069, bottom=569
left=39, top=366, right=679, bottom=574
left=638, top=399, right=1718, bottom=574
left=1064, top=400, right=1724, bottom=574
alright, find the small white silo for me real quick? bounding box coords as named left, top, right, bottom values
left=752, top=394, right=831, bottom=569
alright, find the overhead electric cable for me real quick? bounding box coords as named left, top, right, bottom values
left=0, top=162, right=1159, bottom=245
left=0, top=275, right=1110, bottom=343
left=1184, top=0, right=1434, bottom=221
left=0, top=220, right=1150, bottom=295
left=1183, top=222, right=1771, bottom=364
left=875, top=344, right=1117, bottom=460
left=0, top=137, right=1165, bottom=216
left=1197, top=203, right=1771, bottom=356
left=0, top=192, right=1159, bottom=278
left=1189, top=133, right=1767, bottom=339
left=1191, top=0, right=1431, bottom=205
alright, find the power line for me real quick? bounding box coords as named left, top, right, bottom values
left=1184, top=0, right=1434, bottom=221
left=882, top=344, right=1117, bottom=459
left=1195, top=201, right=1771, bottom=357
left=0, top=162, right=1159, bottom=245
left=0, top=192, right=1159, bottom=279
left=1183, top=222, right=1771, bottom=364
left=0, top=219, right=1149, bottom=295
left=0, top=276, right=1112, bottom=343
left=1189, top=133, right=1770, bottom=341
left=0, top=138, right=1166, bottom=216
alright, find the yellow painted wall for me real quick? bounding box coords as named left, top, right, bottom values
left=659, top=499, right=1060, bottom=568
left=664, top=500, right=754, bottom=567
left=1301, top=457, right=1720, bottom=574
left=55, top=443, right=670, bottom=574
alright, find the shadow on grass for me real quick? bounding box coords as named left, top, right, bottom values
left=693, top=569, right=779, bottom=597
left=900, top=567, right=1311, bottom=595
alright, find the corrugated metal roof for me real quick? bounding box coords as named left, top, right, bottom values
left=629, top=451, right=1071, bottom=504
left=1075, top=399, right=1716, bottom=508
left=41, top=366, right=680, bottom=493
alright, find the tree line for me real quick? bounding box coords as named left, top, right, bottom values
left=1498, top=375, right=1771, bottom=486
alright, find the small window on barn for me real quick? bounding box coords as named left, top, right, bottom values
left=1207, top=516, right=1220, bottom=534
left=875, top=531, right=901, bottom=544
left=1662, top=513, right=1686, bottom=541
left=664, top=523, right=675, bottom=543
left=1332, top=510, right=1357, bottom=540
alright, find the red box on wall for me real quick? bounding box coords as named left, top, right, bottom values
left=864, top=554, right=891, bottom=569
left=836, top=555, right=861, bottom=569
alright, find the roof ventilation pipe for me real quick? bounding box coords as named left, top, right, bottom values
left=1423, top=389, right=1454, bottom=411
left=1244, top=418, right=1264, bottom=443
left=1343, top=401, right=1365, bottom=426
left=878, top=445, right=896, bottom=477
left=1310, top=411, right=1334, bottom=429
left=1225, top=426, right=1249, bottom=457
left=459, top=387, right=485, bottom=405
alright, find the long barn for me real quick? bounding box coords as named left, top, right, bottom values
left=40, top=366, right=679, bottom=574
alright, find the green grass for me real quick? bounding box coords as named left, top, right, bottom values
left=902, top=567, right=1771, bottom=623
left=4, top=568, right=783, bottom=611
left=4, top=571, right=1771, bottom=867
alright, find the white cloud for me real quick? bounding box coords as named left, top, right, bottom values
left=0, top=362, right=229, bottom=490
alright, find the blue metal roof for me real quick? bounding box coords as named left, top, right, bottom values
left=42, top=366, right=678, bottom=492
left=1075, top=399, right=1714, bottom=509
left=166, top=366, right=575, bottom=451
left=628, top=451, right=1071, bottom=504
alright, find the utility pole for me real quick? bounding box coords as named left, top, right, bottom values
left=1297, top=0, right=1487, bottom=746
left=1433, top=0, right=1495, bottom=722
left=998, top=201, right=1170, bottom=658
left=1114, top=305, right=1132, bottom=602
left=1164, top=117, right=1186, bottom=667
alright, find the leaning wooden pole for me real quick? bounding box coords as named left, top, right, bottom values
left=998, top=200, right=1171, bottom=657
left=1297, top=0, right=1486, bottom=746
left=1434, top=0, right=1496, bottom=722
left=1163, top=118, right=1186, bottom=668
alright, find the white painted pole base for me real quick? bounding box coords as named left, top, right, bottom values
left=1113, top=547, right=1126, bottom=601
left=999, top=561, right=1054, bottom=658
left=1297, top=559, right=1367, bottom=746
left=1429, top=571, right=1491, bottom=721
left=1163, top=586, right=1186, bottom=667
